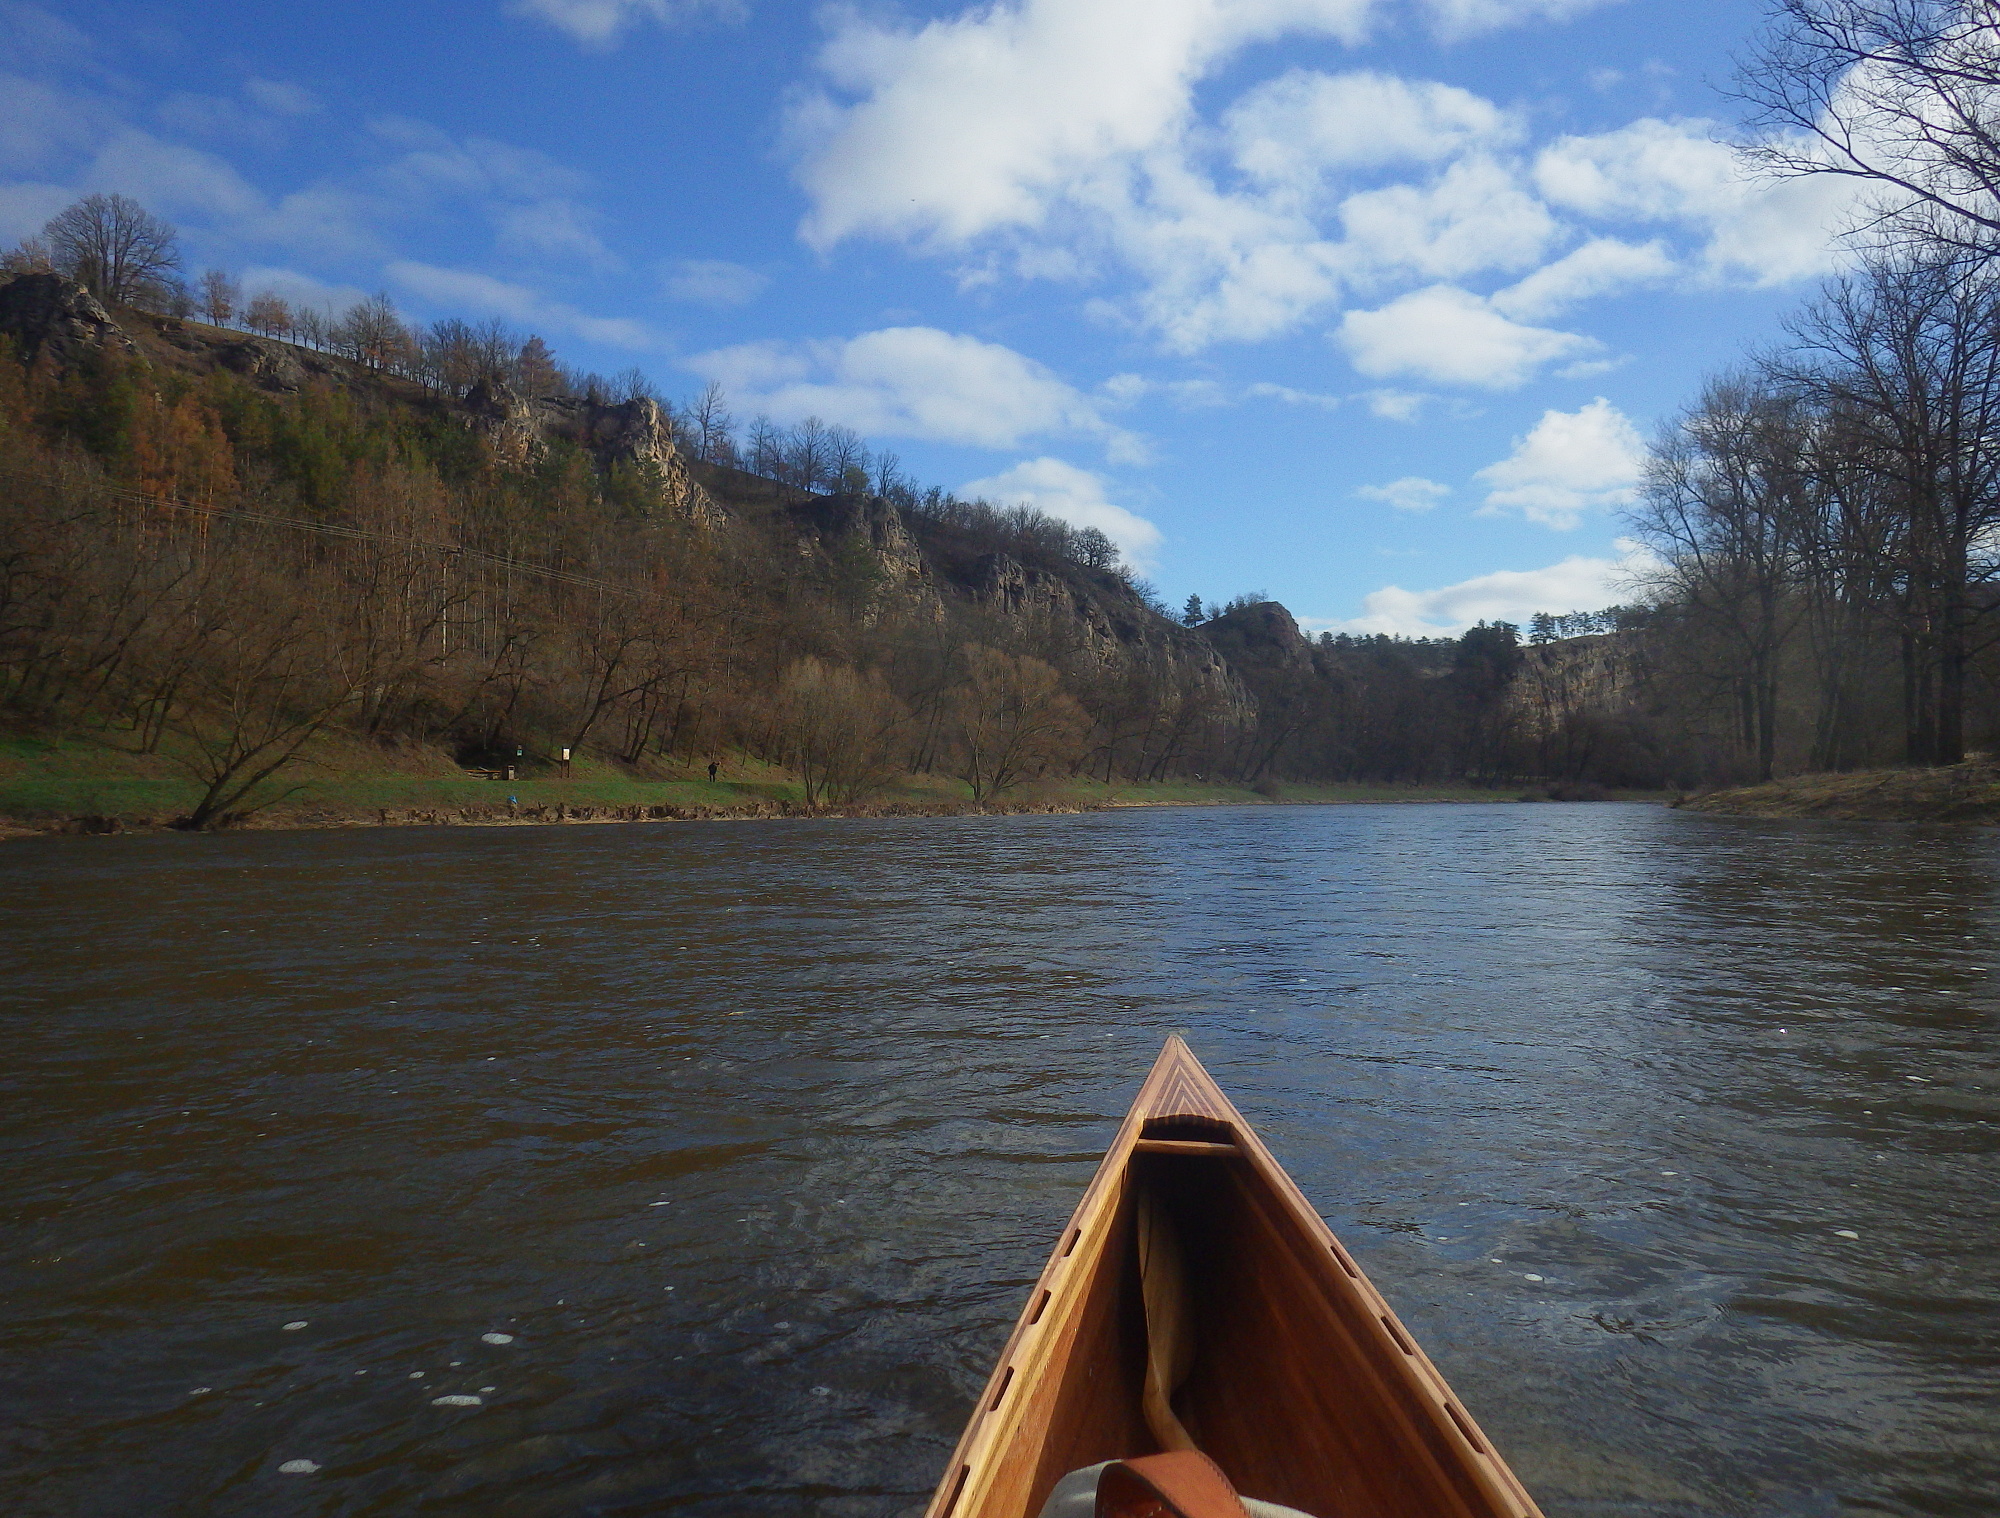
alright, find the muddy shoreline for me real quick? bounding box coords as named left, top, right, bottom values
left=0, top=789, right=1570, bottom=840
left=4, top=795, right=1110, bottom=839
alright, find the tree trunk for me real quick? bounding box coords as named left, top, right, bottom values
left=1901, top=628, right=1929, bottom=765
left=1936, top=599, right=1967, bottom=766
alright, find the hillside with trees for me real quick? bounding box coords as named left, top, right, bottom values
left=0, top=196, right=1666, bottom=827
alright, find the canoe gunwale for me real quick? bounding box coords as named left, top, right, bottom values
left=921, top=1038, right=1544, bottom=1518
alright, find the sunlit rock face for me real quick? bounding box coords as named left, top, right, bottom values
left=211, top=336, right=314, bottom=393
left=0, top=272, right=139, bottom=367
left=780, top=491, right=943, bottom=625
left=1511, top=632, right=1639, bottom=739
left=957, top=551, right=1251, bottom=718
left=462, top=378, right=722, bottom=525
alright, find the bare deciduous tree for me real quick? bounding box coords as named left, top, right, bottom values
left=1633, top=374, right=1818, bottom=780
left=746, top=414, right=783, bottom=477
left=166, top=557, right=363, bottom=830
left=1787, top=251, right=2000, bottom=762
left=243, top=291, right=291, bottom=338
left=778, top=657, right=905, bottom=808
left=826, top=425, right=870, bottom=493
left=945, top=647, right=1087, bottom=803
left=43, top=194, right=181, bottom=305
left=690, top=381, right=735, bottom=464
left=2, top=236, right=54, bottom=275
left=199, top=269, right=239, bottom=328
left=1734, top=1, right=2000, bottom=256
left=610, top=364, right=660, bottom=405
left=337, top=293, right=411, bottom=371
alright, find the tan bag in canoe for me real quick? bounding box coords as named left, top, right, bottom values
left=1034, top=1454, right=1315, bottom=1518
left=1098, top=1451, right=1249, bottom=1517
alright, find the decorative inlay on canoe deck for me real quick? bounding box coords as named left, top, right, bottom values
left=924, top=1038, right=1546, bottom=1518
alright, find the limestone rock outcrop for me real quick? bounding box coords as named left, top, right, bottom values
left=959, top=550, right=1248, bottom=714
left=212, top=336, right=315, bottom=392
left=0, top=272, right=140, bottom=367
left=783, top=491, right=936, bottom=608
left=462, top=377, right=720, bottom=523
left=1512, top=632, right=1638, bottom=737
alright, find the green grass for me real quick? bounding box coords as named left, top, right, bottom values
left=0, top=731, right=813, bottom=821
left=0, top=734, right=209, bottom=819
left=0, top=728, right=1663, bottom=830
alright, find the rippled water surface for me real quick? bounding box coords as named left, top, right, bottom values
left=3, top=804, right=1998, bottom=1517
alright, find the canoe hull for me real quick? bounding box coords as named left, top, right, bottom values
left=923, top=1039, right=1543, bottom=1518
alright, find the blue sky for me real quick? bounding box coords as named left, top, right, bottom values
left=0, top=0, right=1860, bottom=632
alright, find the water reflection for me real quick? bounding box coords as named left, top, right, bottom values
left=0, top=805, right=1995, bottom=1516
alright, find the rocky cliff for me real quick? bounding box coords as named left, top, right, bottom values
left=0, top=271, right=138, bottom=366
left=462, top=377, right=719, bottom=524
left=952, top=548, right=1247, bottom=709
left=1511, top=631, right=1640, bottom=736
left=1202, top=600, right=1317, bottom=674
left=779, top=490, right=943, bottom=620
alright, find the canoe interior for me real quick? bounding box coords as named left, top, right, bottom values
left=929, top=1044, right=1541, bottom=1518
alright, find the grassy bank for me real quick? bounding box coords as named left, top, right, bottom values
left=0, top=730, right=1646, bottom=837
left=1678, top=762, right=2000, bottom=823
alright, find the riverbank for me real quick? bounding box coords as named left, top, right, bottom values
left=1679, top=761, right=2000, bottom=822
left=0, top=731, right=1646, bottom=837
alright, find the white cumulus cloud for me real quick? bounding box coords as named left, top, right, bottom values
left=1358, top=388, right=1431, bottom=421
left=688, top=327, right=1143, bottom=459
left=958, top=456, right=1163, bottom=568
left=1338, top=286, right=1598, bottom=389
left=1475, top=397, right=1646, bottom=528
left=1225, top=68, right=1515, bottom=186
left=1336, top=155, right=1558, bottom=282
left=789, top=1, right=1582, bottom=351
left=1356, top=476, right=1450, bottom=513
left=783, top=1, right=1839, bottom=358
left=1335, top=539, right=1655, bottom=637
left=1418, top=0, right=1621, bottom=42
left=1534, top=117, right=1858, bottom=286
left=792, top=0, right=1375, bottom=250
left=1489, top=236, right=1675, bottom=320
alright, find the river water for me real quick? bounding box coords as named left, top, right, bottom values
left=2, top=804, right=1996, bottom=1517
